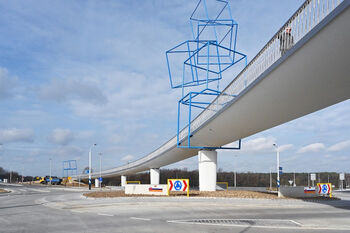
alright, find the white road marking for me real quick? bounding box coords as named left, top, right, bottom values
left=28, top=188, right=50, bottom=193
left=130, top=217, right=151, bottom=221
left=98, top=213, right=114, bottom=217
left=167, top=220, right=350, bottom=231
left=289, top=220, right=302, bottom=226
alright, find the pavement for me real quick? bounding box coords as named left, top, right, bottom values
left=1, top=183, right=350, bottom=233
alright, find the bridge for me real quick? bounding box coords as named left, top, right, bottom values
left=79, top=0, right=350, bottom=191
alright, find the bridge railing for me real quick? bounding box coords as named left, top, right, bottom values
left=177, top=0, right=344, bottom=145
left=91, top=0, right=344, bottom=177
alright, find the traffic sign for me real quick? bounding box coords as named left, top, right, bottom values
left=310, top=173, right=316, bottom=181
left=317, top=183, right=332, bottom=198
left=167, top=179, right=189, bottom=197
left=340, top=173, right=345, bottom=181
left=99, top=177, right=102, bottom=182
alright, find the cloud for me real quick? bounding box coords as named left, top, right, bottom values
left=38, top=78, right=107, bottom=105
left=48, top=128, right=74, bottom=146
left=297, top=143, right=325, bottom=153
left=0, top=67, right=17, bottom=100
left=241, top=136, right=276, bottom=152
left=121, top=154, right=135, bottom=162
left=52, top=145, right=84, bottom=158
left=279, top=144, right=293, bottom=152
left=327, top=140, right=350, bottom=152
left=0, top=128, right=34, bottom=143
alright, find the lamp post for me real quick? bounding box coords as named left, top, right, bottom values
left=88, top=144, right=97, bottom=190
left=233, top=155, right=238, bottom=188
left=273, top=143, right=281, bottom=197
left=99, top=152, right=102, bottom=190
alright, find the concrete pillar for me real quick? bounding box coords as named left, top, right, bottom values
left=150, top=168, right=160, bottom=185
left=121, top=175, right=127, bottom=187
left=198, top=150, right=217, bottom=191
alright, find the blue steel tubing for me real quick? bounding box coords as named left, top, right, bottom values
left=177, top=100, right=181, bottom=146
left=186, top=41, right=196, bottom=84
left=166, top=0, right=247, bottom=149
left=187, top=93, right=192, bottom=147
left=233, top=24, right=238, bottom=62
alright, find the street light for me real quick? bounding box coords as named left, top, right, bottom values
left=273, top=143, right=281, bottom=197
left=88, top=144, right=97, bottom=190
left=233, top=155, right=238, bottom=188
left=99, top=152, right=102, bottom=190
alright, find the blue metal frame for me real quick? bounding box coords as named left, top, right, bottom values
left=62, top=160, right=78, bottom=178
left=166, top=0, right=247, bottom=150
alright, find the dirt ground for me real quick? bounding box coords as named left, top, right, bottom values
left=0, top=188, right=9, bottom=193
left=84, top=190, right=282, bottom=199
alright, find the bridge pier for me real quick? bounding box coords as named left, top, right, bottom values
left=121, top=175, right=127, bottom=187
left=198, top=150, right=217, bottom=191
left=150, top=168, right=160, bottom=184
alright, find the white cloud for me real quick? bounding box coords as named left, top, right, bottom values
left=279, top=144, right=294, bottom=152
left=0, top=67, right=17, bottom=100
left=297, top=143, right=325, bottom=153
left=48, top=128, right=74, bottom=145
left=121, top=154, right=135, bottom=162
left=327, top=140, right=350, bottom=152
left=241, top=136, right=276, bottom=152
left=0, top=128, right=34, bottom=143
left=38, top=78, right=107, bottom=105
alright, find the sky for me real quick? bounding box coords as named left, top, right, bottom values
left=0, top=0, right=349, bottom=177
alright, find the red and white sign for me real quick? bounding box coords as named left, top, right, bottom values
left=318, top=183, right=331, bottom=195
left=167, top=179, right=189, bottom=197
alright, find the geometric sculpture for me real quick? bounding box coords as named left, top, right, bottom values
left=166, top=0, right=247, bottom=149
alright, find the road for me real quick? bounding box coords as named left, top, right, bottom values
left=1, top=183, right=350, bottom=233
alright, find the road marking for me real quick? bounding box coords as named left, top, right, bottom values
left=130, top=217, right=151, bottom=221
left=98, top=213, right=114, bottom=217
left=289, top=220, right=302, bottom=226
left=71, top=210, right=83, bottom=214
left=167, top=219, right=350, bottom=231
left=28, top=188, right=50, bottom=193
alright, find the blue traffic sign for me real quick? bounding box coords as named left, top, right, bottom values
left=174, top=180, right=182, bottom=191
left=99, top=177, right=103, bottom=182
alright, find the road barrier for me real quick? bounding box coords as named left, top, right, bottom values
left=125, top=184, right=167, bottom=196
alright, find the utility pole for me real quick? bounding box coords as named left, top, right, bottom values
left=99, top=152, right=102, bottom=190
left=293, top=171, right=296, bottom=186
left=273, top=144, right=281, bottom=197
left=233, top=155, right=238, bottom=188
left=270, top=168, right=272, bottom=190
left=88, top=144, right=96, bottom=190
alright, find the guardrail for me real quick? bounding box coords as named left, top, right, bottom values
left=86, top=0, right=345, bottom=177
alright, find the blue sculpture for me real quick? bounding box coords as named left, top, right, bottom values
left=166, top=0, right=247, bottom=149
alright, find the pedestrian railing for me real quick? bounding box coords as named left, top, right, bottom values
left=95, top=0, right=345, bottom=176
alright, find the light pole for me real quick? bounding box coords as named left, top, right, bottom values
left=233, top=155, right=238, bottom=188
left=49, top=158, right=52, bottom=185
left=269, top=167, right=272, bottom=190
left=273, top=143, right=281, bottom=197
left=99, top=152, right=102, bottom=190
left=89, top=144, right=97, bottom=190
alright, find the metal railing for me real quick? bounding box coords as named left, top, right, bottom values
left=93, top=0, right=344, bottom=177
left=177, top=0, right=344, bottom=145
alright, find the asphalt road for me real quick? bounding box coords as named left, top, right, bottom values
left=1, top=183, right=350, bottom=233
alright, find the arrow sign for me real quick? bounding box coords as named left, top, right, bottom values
left=183, top=180, right=187, bottom=191
left=167, top=179, right=190, bottom=197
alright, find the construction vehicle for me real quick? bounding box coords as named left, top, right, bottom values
left=39, top=176, right=62, bottom=185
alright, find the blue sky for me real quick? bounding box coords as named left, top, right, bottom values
left=0, top=0, right=349, bottom=176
